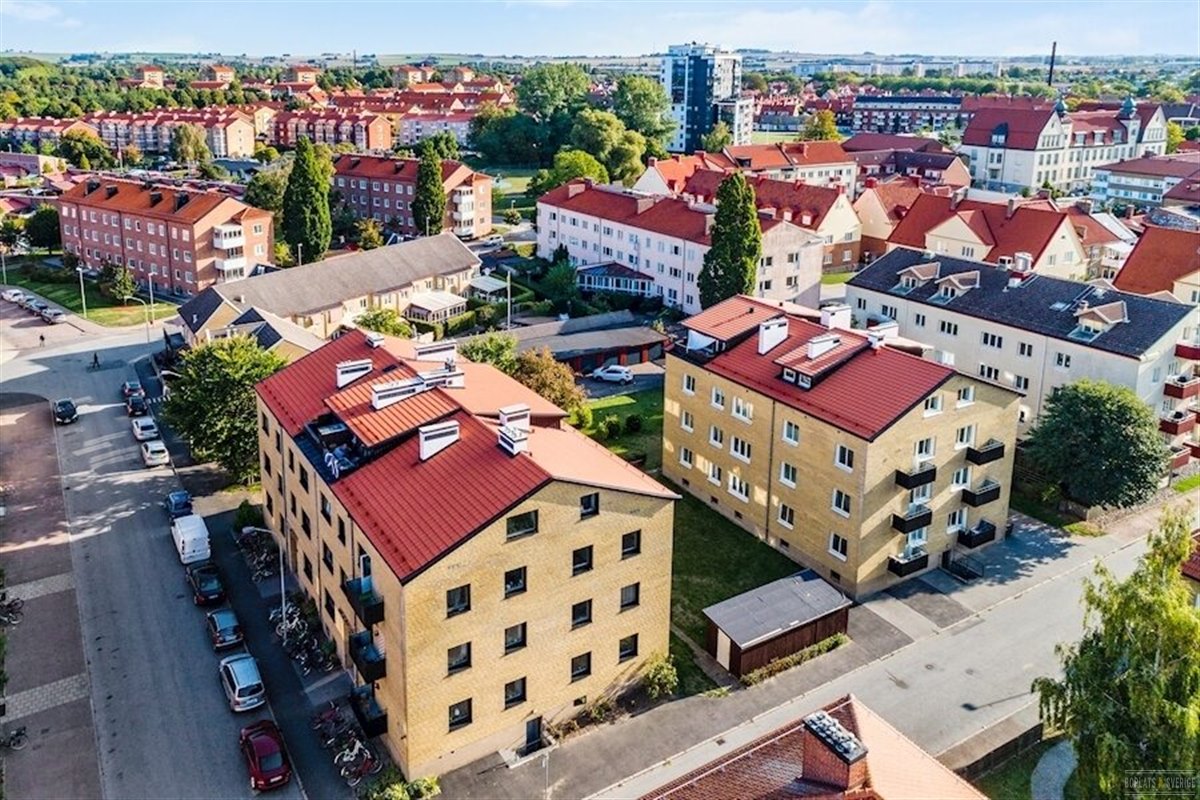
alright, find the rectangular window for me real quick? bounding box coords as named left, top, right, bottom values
left=881, top=304, right=898, bottom=320
left=300, top=511, right=311, bottom=538
left=914, top=313, right=926, bottom=327
left=571, top=599, right=593, bottom=628
left=580, top=493, right=600, bottom=519
left=732, top=396, right=753, bottom=421
left=924, top=395, right=943, bottom=415
left=939, top=320, right=959, bottom=336
left=709, top=426, right=724, bottom=448
left=731, top=436, right=752, bottom=463
left=1019, top=342, right=1034, bottom=357
left=619, top=634, right=639, bottom=662
left=955, top=424, right=976, bottom=448
left=679, top=447, right=694, bottom=468
left=708, top=463, right=722, bottom=485
left=571, top=652, right=592, bottom=681
left=504, top=622, right=527, bottom=654
left=620, top=582, right=640, bottom=609
left=572, top=546, right=594, bottom=576
left=835, top=445, right=854, bottom=472
left=680, top=410, right=694, bottom=432
left=832, top=490, right=851, bottom=517
left=447, top=642, right=472, bottom=674
left=303, top=555, right=313, bottom=582
left=504, top=566, right=527, bottom=598
left=948, top=508, right=967, bottom=532
left=979, top=364, right=1000, bottom=381
left=779, top=461, right=797, bottom=488
left=728, top=474, right=749, bottom=501
left=337, top=517, right=346, bottom=545
left=320, top=494, right=332, bottom=523
left=952, top=466, right=971, bottom=488
left=683, top=374, right=696, bottom=394
left=621, top=530, right=641, bottom=558
left=982, top=332, right=1003, bottom=348
left=829, top=533, right=849, bottom=561
left=711, top=387, right=725, bottom=409
left=446, top=584, right=471, bottom=617
left=504, top=678, right=526, bottom=709
left=262, top=454, right=272, bottom=476
left=506, top=510, right=538, bottom=539
left=448, top=699, right=472, bottom=730
left=299, top=467, right=309, bottom=491
left=915, top=437, right=935, bottom=460
left=322, top=544, right=333, bottom=572
left=957, top=386, right=975, bottom=406
left=1014, top=375, right=1030, bottom=391
left=1055, top=352, right=1072, bottom=369
left=782, top=420, right=800, bottom=444
left=778, top=503, right=795, bottom=529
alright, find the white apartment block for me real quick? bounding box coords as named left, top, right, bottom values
left=1091, top=153, right=1200, bottom=208
left=845, top=248, right=1200, bottom=467
left=536, top=182, right=823, bottom=315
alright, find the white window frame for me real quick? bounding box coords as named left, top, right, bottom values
left=711, top=386, right=725, bottom=410
left=683, top=374, right=696, bottom=395
left=778, top=503, right=795, bottom=529
left=709, top=426, right=724, bottom=449
left=828, top=532, right=848, bottom=561
left=955, top=424, right=976, bottom=449
left=834, top=444, right=854, bottom=472
left=956, top=386, right=975, bottom=407
left=831, top=490, right=851, bottom=518
left=951, top=466, right=971, bottom=489
left=924, top=395, right=943, bottom=416
left=732, top=396, right=753, bottom=422
left=779, top=462, right=797, bottom=488
left=727, top=474, right=749, bottom=502
left=731, top=436, right=752, bottom=464
left=679, top=447, right=694, bottom=468
left=782, top=420, right=799, bottom=445
left=681, top=410, right=694, bottom=433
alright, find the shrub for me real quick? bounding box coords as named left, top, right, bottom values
left=444, top=310, right=477, bottom=337
left=569, top=404, right=593, bottom=430
left=19, top=263, right=74, bottom=284
left=411, top=319, right=445, bottom=340
left=602, top=414, right=622, bottom=439
left=233, top=500, right=264, bottom=532
left=643, top=652, right=679, bottom=699
left=741, top=633, right=848, bottom=686
left=361, top=766, right=409, bottom=800
left=586, top=696, right=615, bottom=724
left=475, top=304, right=498, bottom=326
left=503, top=208, right=522, bottom=226
left=624, top=414, right=644, bottom=434
left=406, top=776, right=441, bottom=798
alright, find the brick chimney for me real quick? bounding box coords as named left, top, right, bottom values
left=1006, top=196, right=1019, bottom=219
left=801, top=709, right=869, bottom=792
left=864, top=177, right=878, bottom=189
left=647, top=156, right=658, bottom=167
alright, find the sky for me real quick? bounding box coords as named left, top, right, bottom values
left=1, top=0, right=1198, bottom=59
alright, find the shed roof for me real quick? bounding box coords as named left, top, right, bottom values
left=703, top=570, right=851, bottom=649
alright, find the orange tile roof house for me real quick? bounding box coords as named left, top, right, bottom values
left=1092, top=152, right=1200, bottom=208
left=56, top=177, right=273, bottom=295
left=1111, top=226, right=1200, bottom=302
left=333, top=153, right=492, bottom=239
left=635, top=143, right=859, bottom=199
left=270, top=110, right=392, bottom=152
left=641, top=694, right=985, bottom=799
left=120, top=64, right=166, bottom=90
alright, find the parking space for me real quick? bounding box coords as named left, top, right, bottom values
left=0, top=290, right=90, bottom=352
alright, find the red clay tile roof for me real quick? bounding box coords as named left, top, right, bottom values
left=719, top=141, right=852, bottom=171
left=56, top=177, right=234, bottom=224
left=842, top=132, right=946, bottom=153
left=682, top=169, right=843, bottom=230
left=1063, top=206, right=1123, bottom=248
left=962, top=107, right=1056, bottom=150
left=1111, top=226, right=1200, bottom=295
left=1099, top=153, right=1200, bottom=179
left=333, top=153, right=482, bottom=186
left=1164, top=178, right=1200, bottom=204
left=888, top=193, right=1067, bottom=263
left=647, top=155, right=718, bottom=194
left=680, top=295, right=791, bottom=340
left=856, top=182, right=924, bottom=223
left=1183, top=532, right=1200, bottom=583
left=643, top=694, right=984, bottom=800
left=324, top=375, right=460, bottom=448
left=699, top=300, right=955, bottom=441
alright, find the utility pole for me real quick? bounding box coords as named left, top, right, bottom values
left=296, top=242, right=303, bottom=267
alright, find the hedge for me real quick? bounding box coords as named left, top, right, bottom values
left=444, top=309, right=477, bottom=337
left=411, top=319, right=445, bottom=340
left=741, top=633, right=849, bottom=686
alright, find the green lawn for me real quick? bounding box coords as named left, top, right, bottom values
left=1009, top=491, right=1072, bottom=529
left=669, top=633, right=718, bottom=697
left=583, top=387, right=664, bottom=471
left=5, top=269, right=179, bottom=327
left=752, top=131, right=800, bottom=144
left=670, top=487, right=801, bottom=643
left=1174, top=473, right=1200, bottom=493
left=973, top=737, right=1063, bottom=800
left=821, top=271, right=857, bottom=285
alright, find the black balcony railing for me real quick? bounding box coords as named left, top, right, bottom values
left=966, top=439, right=1006, bottom=466
left=349, top=685, right=388, bottom=738
left=891, top=504, right=932, bottom=533
left=342, top=577, right=384, bottom=627
left=958, top=520, right=997, bottom=549
left=894, top=462, right=937, bottom=489
left=349, top=630, right=387, bottom=683
left=888, top=547, right=929, bottom=577
left=962, top=479, right=1002, bottom=507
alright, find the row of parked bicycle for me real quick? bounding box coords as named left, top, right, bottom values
left=1, top=288, right=67, bottom=324
left=265, top=587, right=339, bottom=677
left=235, top=526, right=281, bottom=583
left=0, top=595, right=24, bottom=626
left=309, top=701, right=384, bottom=786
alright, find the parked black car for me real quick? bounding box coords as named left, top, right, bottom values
left=125, top=395, right=149, bottom=417
left=163, top=490, right=193, bottom=519
left=185, top=562, right=225, bottom=606
left=52, top=398, right=78, bottom=425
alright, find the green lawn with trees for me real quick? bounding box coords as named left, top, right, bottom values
left=582, top=388, right=664, bottom=470
left=5, top=261, right=177, bottom=326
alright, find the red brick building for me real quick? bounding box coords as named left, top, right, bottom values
left=57, top=178, right=274, bottom=296
left=333, top=153, right=493, bottom=239
left=269, top=110, right=392, bottom=151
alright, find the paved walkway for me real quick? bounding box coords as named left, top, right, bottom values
left=0, top=395, right=102, bottom=800
left=1031, top=740, right=1077, bottom=800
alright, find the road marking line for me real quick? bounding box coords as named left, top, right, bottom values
left=3, top=673, right=89, bottom=721
left=5, top=571, right=74, bottom=602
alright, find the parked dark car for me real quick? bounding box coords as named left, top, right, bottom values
left=121, top=381, right=145, bottom=399
left=239, top=719, right=291, bottom=791
left=125, top=395, right=149, bottom=417
left=205, top=608, right=243, bottom=650
left=163, top=490, right=193, bottom=519
left=26, top=300, right=48, bottom=316
left=185, top=562, right=225, bottom=605
left=52, top=398, right=78, bottom=425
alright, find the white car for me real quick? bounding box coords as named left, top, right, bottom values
left=41, top=308, right=66, bottom=324
left=590, top=365, right=634, bottom=385
left=131, top=417, right=160, bottom=441
left=140, top=440, right=170, bottom=467
left=2, top=289, right=28, bottom=303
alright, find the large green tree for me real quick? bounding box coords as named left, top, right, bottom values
left=459, top=331, right=518, bottom=375
left=1166, top=121, right=1185, bottom=154
left=25, top=204, right=60, bottom=253
left=56, top=129, right=115, bottom=169
left=612, top=75, right=674, bottom=153
left=568, top=109, right=646, bottom=185
left=356, top=218, right=384, bottom=250
left=163, top=336, right=286, bottom=483
left=0, top=216, right=25, bottom=252
left=1025, top=379, right=1166, bottom=508
left=528, top=149, right=609, bottom=196
left=412, top=141, right=447, bottom=237
left=700, top=121, right=732, bottom=153
left=512, top=347, right=587, bottom=415
left=244, top=165, right=290, bottom=227
left=697, top=174, right=761, bottom=309
left=422, top=131, right=460, bottom=161
left=355, top=307, right=412, bottom=337
left=170, top=123, right=212, bottom=164
left=1033, top=508, right=1200, bottom=800
left=516, top=63, right=590, bottom=120
left=801, top=109, right=841, bottom=141
left=281, top=137, right=332, bottom=263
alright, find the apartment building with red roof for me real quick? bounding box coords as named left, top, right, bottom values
left=853, top=180, right=928, bottom=261
left=1092, top=151, right=1200, bottom=208
left=56, top=177, right=273, bottom=295
left=269, top=109, right=391, bottom=151
left=84, top=108, right=257, bottom=158
left=1112, top=226, right=1200, bottom=303
left=537, top=181, right=824, bottom=314
left=663, top=294, right=1018, bottom=598
left=709, top=141, right=859, bottom=197
left=886, top=190, right=1089, bottom=280
left=119, top=65, right=165, bottom=90
left=255, top=329, right=677, bottom=777
left=640, top=694, right=985, bottom=800
left=0, top=117, right=98, bottom=150
left=958, top=99, right=1168, bottom=193
left=333, top=153, right=492, bottom=239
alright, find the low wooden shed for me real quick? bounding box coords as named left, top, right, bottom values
left=703, top=570, right=851, bottom=678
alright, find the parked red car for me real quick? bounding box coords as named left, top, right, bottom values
left=239, top=720, right=291, bottom=791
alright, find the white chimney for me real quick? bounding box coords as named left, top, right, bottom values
left=498, top=424, right=529, bottom=457
left=1013, top=251, right=1033, bottom=272
left=370, top=377, right=423, bottom=410
left=757, top=317, right=789, bottom=354
left=419, top=367, right=465, bottom=389
left=413, top=340, right=458, bottom=363
left=820, top=303, right=852, bottom=330
left=868, top=320, right=899, bottom=347
left=365, top=331, right=385, bottom=349
left=807, top=333, right=840, bottom=360
left=418, top=419, right=460, bottom=461
left=499, top=403, right=531, bottom=431
left=336, top=358, right=373, bottom=389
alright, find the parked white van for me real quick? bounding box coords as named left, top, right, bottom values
left=171, top=514, right=211, bottom=565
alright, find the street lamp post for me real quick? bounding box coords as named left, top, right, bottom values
left=76, top=266, right=88, bottom=319
left=296, top=243, right=303, bottom=268
left=123, top=295, right=151, bottom=343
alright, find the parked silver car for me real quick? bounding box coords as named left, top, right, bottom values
left=219, top=653, right=266, bottom=712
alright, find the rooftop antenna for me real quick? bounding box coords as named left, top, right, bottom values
left=1047, top=41, right=1057, bottom=87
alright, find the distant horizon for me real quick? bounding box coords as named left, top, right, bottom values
left=2, top=0, right=1199, bottom=61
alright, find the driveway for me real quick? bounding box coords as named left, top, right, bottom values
left=580, top=362, right=665, bottom=400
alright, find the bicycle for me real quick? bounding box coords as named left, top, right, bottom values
left=0, top=607, right=22, bottom=627
left=310, top=701, right=343, bottom=730
left=0, top=726, right=28, bottom=751
left=0, top=597, right=24, bottom=615
left=334, top=737, right=373, bottom=766
left=339, top=749, right=383, bottom=786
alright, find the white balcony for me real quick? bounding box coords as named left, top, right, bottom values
left=212, top=224, right=244, bottom=250
left=215, top=255, right=247, bottom=277
left=451, top=210, right=475, bottom=222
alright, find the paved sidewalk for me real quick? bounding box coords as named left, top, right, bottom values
left=1031, top=740, right=1076, bottom=800
left=0, top=395, right=102, bottom=800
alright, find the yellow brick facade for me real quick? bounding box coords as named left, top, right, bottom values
left=662, top=352, right=1019, bottom=598
left=256, top=397, right=674, bottom=778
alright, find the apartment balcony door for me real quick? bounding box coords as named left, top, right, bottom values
left=524, top=717, right=543, bottom=755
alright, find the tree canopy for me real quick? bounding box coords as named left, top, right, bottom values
left=1033, top=507, right=1200, bottom=800
left=568, top=109, right=646, bottom=185
left=700, top=121, right=732, bottom=153
left=528, top=149, right=609, bottom=196
left=512, top=347, right=587, bottom=415
left=516, top=63, right=590, bottom=120
left=355, top=307, right=412, bottom=338
left=421, top=131, right=460, bottom=161
left=612, top=75, right=673, bottom=152
left=801, top=109, right=841, bottom=141
left=356, top=218, right=384, bottom=250
left=281, top=137, right=332, bottom=263
left=697, top=174, right=761, bottom=309
left=25, top=204, right=60, bottom=252
left=170, top=123, right=212, bottom=164
left=244, top=165, right=290, bottom=226
left=163, top=336, right=287, bottom=483
left=56, top=129, right=114, bottom=169
left=1025, top=379, right=1166, bottom=508
left=412, top=141, right=447, bottom=237
left=1166, top=121, right=1185, bottom=154
left=459, top=331, right=519, bottom=375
